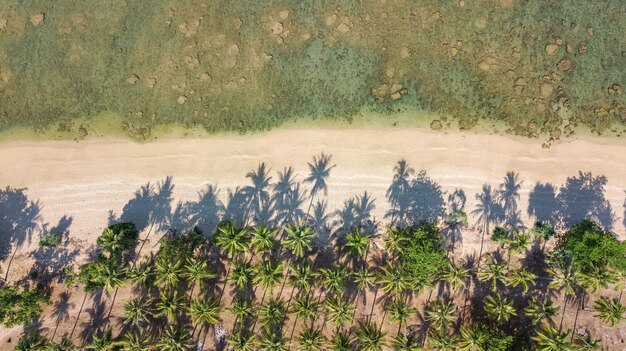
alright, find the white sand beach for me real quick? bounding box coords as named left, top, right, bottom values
left=0, top=127, right=624, bottom=250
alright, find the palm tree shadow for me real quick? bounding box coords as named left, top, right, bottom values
left=80, top=290, right=106, bottom=344
left=307, top=200, right=331, bottom=245
left=0, top=187, right=42, bottom=281
left=51, top=290, right=75, bottom=340
left=527, top=182, right=559, bottom=227
left=223, top=187, right=249, bottom=227
left=498, top=172, right=524, bottom=229
left=556, top=171, right=615, bottom=230
left=171, top=185, right=224, bottom=236
left=243, top=162, right=273, bottom=226
left=528, top=171, right=616, bottom=231
left=113, top=177, right=175, bottom=233
left=472, top=184, right=504, bottom=260
left=385, top=161, right=445, bottom=228
left=272, top=183, right=306, bottom=227
left=27, top=215, right=79, bottom=294
left=520, top=241, right=550, bottom=297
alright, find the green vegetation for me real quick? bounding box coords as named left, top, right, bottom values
left=0, top=284, right=50, bottom=328
left=38, top=234, right=61, bottom=247
left=552, top=219, right=626, bottom=273
left=0, top=1, right=625, bottom=140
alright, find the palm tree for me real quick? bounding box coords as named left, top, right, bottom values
left=574, top=334, right=601, bottom=351
left=128, top=261, right=153, bottom=288
left=214, top=221, right=250, bottom=259
left=253, top=259, right=284, bottom=298
left=320, top=265, right=348, bottom=296
left=298, top=328, right=326, bottom=351
left=304, top=152, right=335, bottom=215
left=352, top=265, right=376, bottom=309
left=476, top=256, right=508, bottom=291
left=284, top=225, right=316, bottom=258
left=378, top=263, right=412, bottom=298
left=386, top=300, right=417, bottom=334
left=548, top=265, right=581, bottom=329
left=156, top=290, right=184, bottom=323
left=97, top=227, right=128, bottom=257
left=259, top=297, right=287, bottom=330
left=53, top=335, right=77, bottom=351
left=227, top=331, right=256, bottom=351
left=229, top=298, right=254, bottom=327
left=355, top=322, right=387, bottom=351
left=342, top=228, right=371, bottom=262
left=87, top=329, right=114, bottom=351
left=96, top=260, right=126, bottom=293
left=506, top=232, right=531, bottom=261
left=123, top=297, right=152, bottom=327
left=532, top=221, right=556, bottom=250
left=428, top=330, right=458, bottom=351
left=116, top=332, right=152, bottom=351
left=425, top=299, right=458, bottom=331
left=229, top=260, right=254, bottom=290
left=292, top=294, right=319, bottom=327
left=251, top=225, right=278, bottom=255
left=507, top=268, right=537, bottom=293
left=257, top=329, right=287, bottom=351
left=328, top=331, right=353, bottom=351
left=188, top=298, right=221, bottom=339
left=593, top=296, right=625, bottom=326
left=532, top=326, right=574, bottom=351
left=472, top=185, right=503, bottom=259
left=524, top=297, right=559, bottom=326
left=289, top=260, right=317, bottom=293
left=15, top=332, right=49, bottom=351
left=580, top=267, right=617, bottom=295
left=390, top=333, right=421, bottom=351
left=440, top=261, right=470, bottom=294
left=383, top=227, right=408, bottom=257
left=184, top=257, right=216, bottom=297
left=457, top=326, right=486, bottom=351
left=324, top=296, right=355, bottom=330
left=157, top=326, right=194, bottom=351
left=484, top=293, right=516, bottom=324
left=154, top=258, right=183, bottom=289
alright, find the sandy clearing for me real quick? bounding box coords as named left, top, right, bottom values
left=0, top=128, right=624, bottom=253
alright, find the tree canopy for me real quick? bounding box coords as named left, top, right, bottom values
left=395, top=222, right=447, bottom=288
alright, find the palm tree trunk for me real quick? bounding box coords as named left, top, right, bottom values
left=570, top=298, right=582, bottom=341
left=559, top=295, right=568, bottom=331
left=477, top=222, right=488, bottom=267
left=368, top=288, right=379, bottom=323
left=218, top=262, right=232, bottom=304
left=105, top=287, right=120, bottom=322
left=378, top=305, right=388, bottom=333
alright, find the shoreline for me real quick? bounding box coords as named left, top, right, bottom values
left=1, top=107, right=624, bottom=145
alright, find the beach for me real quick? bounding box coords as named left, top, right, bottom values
left=1, top=127, right=624, bottom=252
